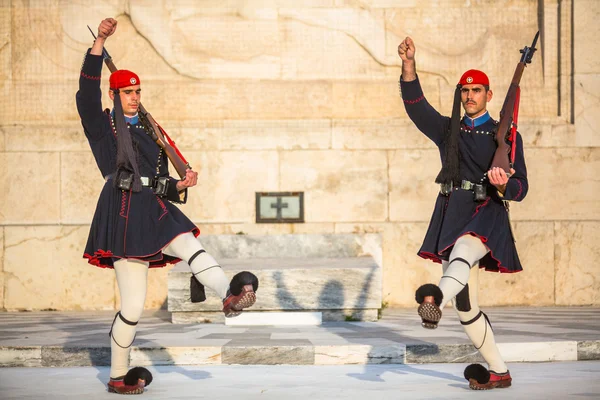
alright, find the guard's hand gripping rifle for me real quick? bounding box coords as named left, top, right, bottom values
left=491, top=31, right=539, bottom=175
left=88, top=26, right=190, bottom=179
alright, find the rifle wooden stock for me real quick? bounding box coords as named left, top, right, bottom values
left=102, top=56, right=189, bottom=179
left=492, top=63, right=526, bottom=174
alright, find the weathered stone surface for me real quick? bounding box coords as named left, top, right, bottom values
left=314, top=344, right=405, bottom=365
left=60, top=152, right=105, bottom=224
left=578, top=340, right=600, bottom=361
left=574, top=74, right=600, bottom=147
left=332, top=82, right=411, bottom=119
left=220, top=120, right=332, bottom=150
left=4, top=123, right=89, bottom=152
left=332, top=119, right=434, bottom=150
left=197, top=233, right=381, bottom=260
left=169, top=257, right=381, bottom=312
left=279, top=8, right=389, bottom=80
left=555, top=222, right=600, bottom=306
left=389, top=149, right=441, bottom=222
left=0, top=227, right=4, bottom=310
left=3, top=226, right=116, bottom=311
left=574, top=0, right=600, bottom=75
left=41, top=346, right=110, bottom=367
left=180, top=151, right=279, bottom=223
left=479, top=222, right=556, bottom=307
left=0, top=152, right=60, bottom=224
left=130, top=346, right=221, bottom=366
left=280, top=151, right=388, bottom=222
left=0, top=346, right=42, bottom=367
left=510, top=148, right=600, bottom=221
left=221, top=345, right=314, bottom=365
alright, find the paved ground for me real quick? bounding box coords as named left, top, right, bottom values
left=1, top=307, right=598, bottom=366
left=1, top=361, right=599, bottom=400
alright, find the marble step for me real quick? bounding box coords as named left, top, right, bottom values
left=168, top=257, right=382, bottom=323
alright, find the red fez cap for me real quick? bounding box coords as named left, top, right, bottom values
left=458, top=69, right=489, bottom=86
left=109, top=69, right=141, bottom=90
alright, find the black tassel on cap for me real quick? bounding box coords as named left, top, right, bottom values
left=435, top=84, right=462, bottom=185
left=113, top=89, right=142, bottom=192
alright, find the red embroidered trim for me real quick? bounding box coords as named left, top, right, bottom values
left=513, top=180, right=523, bottom=200
left=119, top=191, right=128, bottom=218
left=156, top=196, right=168, bottom=221
left=436, top=232, right=520, bottom=274
left=472, top=196, right=490, bottom=218
left=82, top=227, right=201, bottom=269
left=81, top=71, right=101, bottom=80
left=403, top=95, right=425, bottom=104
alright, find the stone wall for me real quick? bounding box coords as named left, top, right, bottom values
left=0, top=0, right=598, bottom=311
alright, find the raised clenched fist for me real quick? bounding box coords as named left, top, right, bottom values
left=398, top=36, right=416, bottom=62
left=97, top=18, right=117, bottom=39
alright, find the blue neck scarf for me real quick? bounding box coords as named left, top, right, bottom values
left=462, top=111, right=491, bottom=128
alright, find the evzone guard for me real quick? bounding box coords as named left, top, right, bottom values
left=77, top=18, right=259, bottom=394
left=398, top=34, right=536, bottom=390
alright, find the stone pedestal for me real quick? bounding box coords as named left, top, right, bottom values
left=168, top=234, right=382, bottom=322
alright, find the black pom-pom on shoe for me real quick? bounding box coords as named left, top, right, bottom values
left=124, top=367, right=153, bottom=387
left=464, top=363, right=490, bottom=384
left=415, top=283, right=443, bottom=306
left=230, top=271, right=259, bottom=295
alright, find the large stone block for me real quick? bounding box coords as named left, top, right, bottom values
left=3, top=226, right=116, bottom=311
left=128, top=5, right=281, bottom=80
left=279, top=8, right=389, bottom=80
left=574, top=74, right=600, bottom=147
left=280, top=150, right=388, bottom=222
left=332, top=81, right=414, bottom=119
left=0, top=227, right=4, bottom=310
left=555, top=222, right=600, bottom=305
left=157, top=121, right=222, bottom=151
left=479, top=221, right=555, bottom=306
left=510, top=148, right=600, bottom=221
left=61, top=152, right=105, bottom=224
left=180, top=151, right=279, bottom=223
left=0, top=4, right=10, bottom=84
left=332, top=119, right=434, bottom=150
left=168, top=233, right=382, bottom=320
left=169, top=257, right=381, bottom=313
left=574, top=0, right=600, bottom=75
left=220, top=120, right=332, bottom=150
left=197, top=233, right=382, bottom=262
left=4, top=123, right=89, bottom=152
left=389, top=149, right=442, bottom=222
left=141, top=80, right=333, bottom=121
left=0, top=152, right=60, bottom=224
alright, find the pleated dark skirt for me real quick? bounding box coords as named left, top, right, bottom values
left=83, top=181, right=199, bottom=268
left=418, top=188, right=522, bottom=273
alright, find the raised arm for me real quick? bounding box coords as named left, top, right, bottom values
left=75, top=18, right=117, bottom=142
left=398, top=37, right=449, bottom=147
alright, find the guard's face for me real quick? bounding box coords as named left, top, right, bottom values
left=109, top=85, right=141, bottom=116
left=460, top=84, right=493, bottom=118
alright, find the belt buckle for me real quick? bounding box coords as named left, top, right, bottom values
left=461, top=180, right=473, bottom=190
left=140, top=176, right=150, bottom=186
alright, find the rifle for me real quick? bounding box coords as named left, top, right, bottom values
left=491, top=31, right=539, bottom=175
left=87, top=26, right=190, bottom=179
